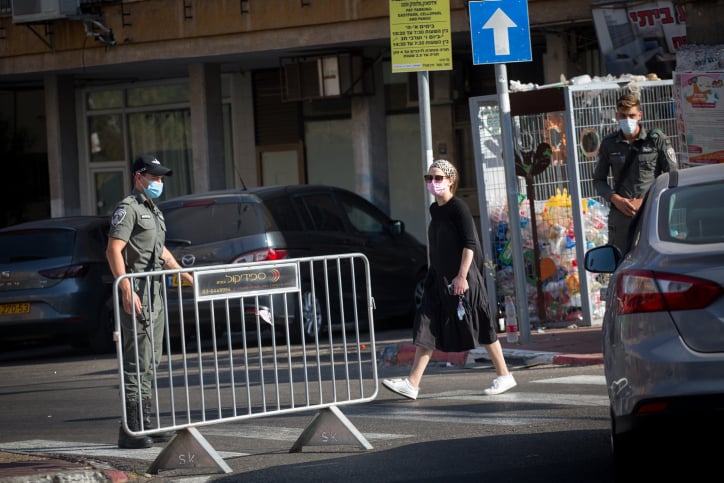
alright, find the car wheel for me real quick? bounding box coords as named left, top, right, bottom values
left=87, top=299, right=116, bottom=354
left=413, top=272, right=426, bottom=312
left=293, top=289, right=324, bottom=343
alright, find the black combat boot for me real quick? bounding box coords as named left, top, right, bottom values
left=143, top=399, right=175, bottom=443
left=118, top=400, right=153, bottom=449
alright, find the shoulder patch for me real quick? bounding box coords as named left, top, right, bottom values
left=666, top=146, right=677, bottom=161
left=111, top=208, right=127, bottom=226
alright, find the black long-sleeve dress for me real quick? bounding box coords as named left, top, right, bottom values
left=412, top=196, right=496, bottom=352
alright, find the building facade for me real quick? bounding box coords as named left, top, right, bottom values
left=0, top=0, right=699, bottom=242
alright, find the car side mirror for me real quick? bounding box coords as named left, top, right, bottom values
left=584, top=245, right=622, bottom=273
left=388, top=220, right=404, bottom=236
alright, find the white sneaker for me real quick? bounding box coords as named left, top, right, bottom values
left=382, top=378, right=419, bottom=400
left=484, top=375, right=517, bottom=395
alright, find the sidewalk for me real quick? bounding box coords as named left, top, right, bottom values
left=497, top=323, right=604, bottom=366
left=0, top=324, right=603, bottom=482
left=0, top=450, right=128, bottom=482
left=379, top=323, right=604, bottom=367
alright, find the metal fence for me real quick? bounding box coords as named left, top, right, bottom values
left=113, top=253, right=378, bottom=475
left=470, top=79, right=684, bottom=328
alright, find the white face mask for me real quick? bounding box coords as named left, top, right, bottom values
left=618, top=118, right=638, bottom=136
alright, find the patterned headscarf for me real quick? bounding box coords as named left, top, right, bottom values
left=429, top=159, right=457, bottom=184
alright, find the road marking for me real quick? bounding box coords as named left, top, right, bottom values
left=532, top=375, right=606, bottom=385
left=202, top=424, right=412, bottom=441
left=355, top=407, right=543, bottom=426
left=419, top=389, right=608, bottom=407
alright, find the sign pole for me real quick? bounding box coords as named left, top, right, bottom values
left=495, top=63, right=530, bottom=344
left=418, top=71, right=435, bottom=215
left=469, top=0, right=532, bottom=344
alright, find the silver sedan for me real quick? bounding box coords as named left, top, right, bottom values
left=584, top=163, right=724, bottom=469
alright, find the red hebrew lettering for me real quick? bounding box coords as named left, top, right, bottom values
left=658, top=7, right=674, bottom=24
left=676, top=5, right=686, bottom=22
left=672, top=36, right=686, bottom=49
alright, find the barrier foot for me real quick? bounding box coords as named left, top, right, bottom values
left=290, top=405, right=373, bottom=452
left=147, top=427, right=232, bottom=475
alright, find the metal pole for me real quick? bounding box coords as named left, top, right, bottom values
left=495, top=63, right=530, bottom=344
left=418, top=71, right=435, bottom=214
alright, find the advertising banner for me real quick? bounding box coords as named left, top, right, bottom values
left=592, top=1, right=686, bottom=78
left=677, top=72, right=724, bottom=165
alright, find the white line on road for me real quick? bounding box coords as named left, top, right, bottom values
left=532, top=375, right=606, bottom=385
left=202, top=424, right=412, bottom=441
left=421, top=390, right=608, bottom=407
left=355, top=405, right=581, bottom=426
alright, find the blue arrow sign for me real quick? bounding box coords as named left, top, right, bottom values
left=469, top=0, right=532, bottom=64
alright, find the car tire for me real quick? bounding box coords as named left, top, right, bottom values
left=87, top=298, right=116, bottom=354
left=292, top=289, right=324, bottom=344
left=413, top=271, right=426, bottom=313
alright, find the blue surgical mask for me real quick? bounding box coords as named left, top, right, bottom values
left=618, top=118, right=638, bottom=136
left=144, top=180, right=164, bottom=199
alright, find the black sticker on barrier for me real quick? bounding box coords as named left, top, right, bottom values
left=195, top=263, right=299, bottom=301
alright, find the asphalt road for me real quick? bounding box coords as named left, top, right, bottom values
left=0, top=328, right=621, bottom=483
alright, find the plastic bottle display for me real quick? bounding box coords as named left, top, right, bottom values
left=505, top=296, right=519, bottom=343
left=492, top=191, right=609, bottom=323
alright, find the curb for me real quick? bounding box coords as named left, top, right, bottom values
left=551, top=353, right=604, bottom=366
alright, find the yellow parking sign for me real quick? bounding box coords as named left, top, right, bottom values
left=389, top=0, right=452, bottom=73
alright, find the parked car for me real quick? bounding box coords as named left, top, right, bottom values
left=0, top=216, right=115, bottom=353
left=584, top=163, right=724, bottom=468
left=158, top=184, right=428, bottom=342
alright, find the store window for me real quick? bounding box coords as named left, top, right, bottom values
left=128, top=109, right=192, bottom=199
left=84, top=81, right=196, bottom=214
left=88, top=114, right=124, bottom=163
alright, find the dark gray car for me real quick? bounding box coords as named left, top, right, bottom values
left=158, top=184, right=428, bottom=341
left=0, top=216, right=115, bottom=353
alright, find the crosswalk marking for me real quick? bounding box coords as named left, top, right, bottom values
left=202, top=424, right=412, bottom=441
left=532, top=375, right=606, bottom=385
left=413, top=389, right=608, bottom=406
left=354, top=407, right=548, bottom=426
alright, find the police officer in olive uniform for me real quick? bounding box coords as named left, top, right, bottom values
left=593, top=93, right=678, bottom=254
left=106, top=154, right=193, bottom=449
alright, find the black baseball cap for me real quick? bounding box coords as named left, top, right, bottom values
left=132, top=154, right=173, bottom=176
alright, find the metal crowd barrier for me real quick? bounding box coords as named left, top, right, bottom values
left=112, top=253, right=379, bottom=475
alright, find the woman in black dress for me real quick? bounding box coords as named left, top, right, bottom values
left=382, top=160, right=516, bottom=400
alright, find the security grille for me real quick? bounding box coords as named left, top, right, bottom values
left=470, top=79, right=684, bottom=327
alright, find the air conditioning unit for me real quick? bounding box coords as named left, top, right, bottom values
left=12, top=0, right=79, bottom=24
left=280, top=52, right=374, bottom=102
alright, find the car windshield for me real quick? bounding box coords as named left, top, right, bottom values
left=659, top=181, right=724, bottom=244
left=163, top=201, right=270, bottom=245
left=0, top=229, right=76, bottom=263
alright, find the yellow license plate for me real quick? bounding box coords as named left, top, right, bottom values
left=0, top=303, right=30, bottom=315
left=169, top=274, right=192, bottom=288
